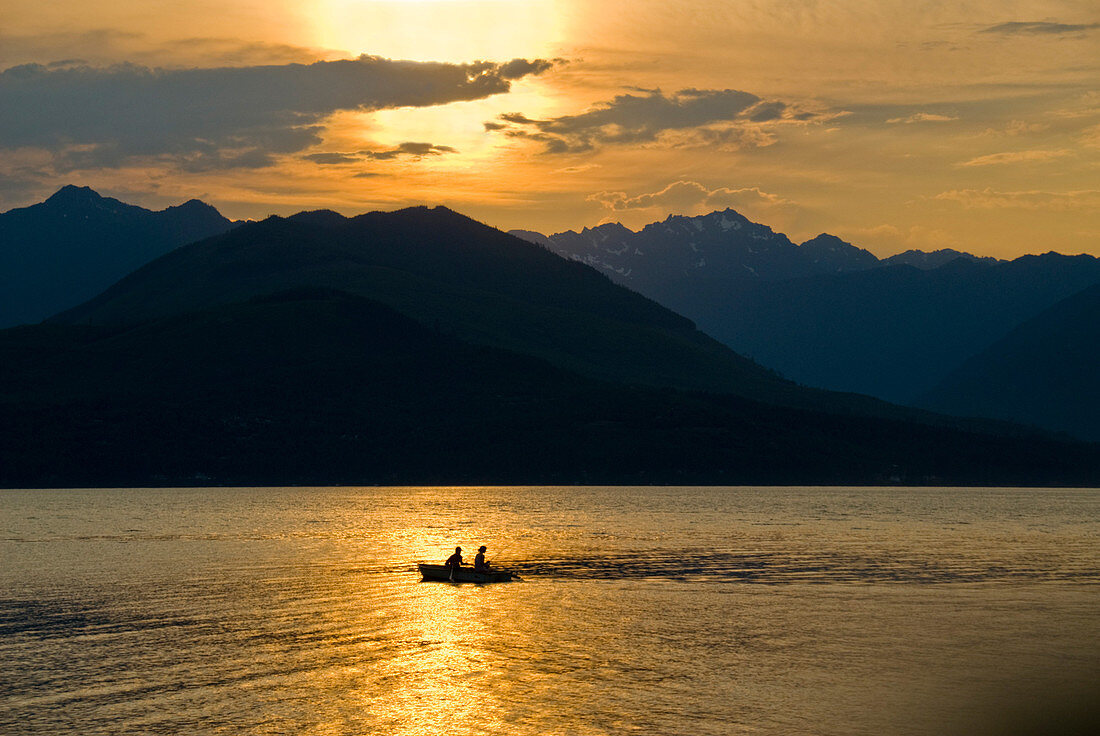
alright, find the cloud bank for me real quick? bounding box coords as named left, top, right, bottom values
left=980, top=21, right=1100, bottom=36
left=486, top=88, right=817, bottom=153
left=0, top=55, right=555, bottom=170
left=303, top=142, right=458, bottom=165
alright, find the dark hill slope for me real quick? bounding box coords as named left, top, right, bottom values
left=0, top=185, right=235, bottom=327
left=4, top=289, right=1097, bottom=487
left=52, top=206, right=800, bottom=402
left=916, top=284, right=1100, bottom=441
left=709, top=254, right=1100, bottom=402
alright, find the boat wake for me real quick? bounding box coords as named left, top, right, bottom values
left=497, top=548, right=1099, bottom=585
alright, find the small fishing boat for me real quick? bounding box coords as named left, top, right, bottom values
left=418, top=563, right=513, bottom=583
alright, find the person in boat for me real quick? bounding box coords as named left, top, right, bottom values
left=445, top=546, right=463, bottom=572
left=444, top=543, right=462, bottom=572
left=473, top=545, right=490, bottom=572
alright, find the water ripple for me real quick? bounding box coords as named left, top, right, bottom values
left=500, top=548, right=1099, bottom=584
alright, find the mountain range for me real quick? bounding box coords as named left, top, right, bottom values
left=514, top=212, right=1100, bottom=437
left=0, top=185, right=237, bottom=328
left=39, top=201, right=1038, bottom=427
left=3, top=188, right=1097, bottom=486
left=510, top=210, right=998, bottom=309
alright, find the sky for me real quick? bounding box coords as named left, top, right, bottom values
left=1, top=0, right=1097, bottom=258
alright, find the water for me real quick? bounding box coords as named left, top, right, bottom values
left=2, top=486, right=1097, bottom=735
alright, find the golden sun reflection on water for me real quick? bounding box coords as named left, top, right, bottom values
left=340, top=492, right=530, bottom=735
left=406, top=590, right=489, bottom=732
left=351, top=578, right=516, bottom=735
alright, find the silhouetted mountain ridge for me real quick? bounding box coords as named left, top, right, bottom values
left=0, top=185, right=237, bottom=327
left=881, top=248, right=999, bottom=269
left=514, top=209, right=882, bottom=330
left=510, top=208, right=993, bottom=292
left=799, top=233, right=880, bottom=271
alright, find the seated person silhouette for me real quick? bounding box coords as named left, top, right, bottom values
left=473, top=545, right=491, bottom=572
left=445, top=546, right=463, bottom=574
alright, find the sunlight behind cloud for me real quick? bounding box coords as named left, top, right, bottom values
left=366, top=77, right=569, bottom=160
left=312, top=0, right=563, bottom=62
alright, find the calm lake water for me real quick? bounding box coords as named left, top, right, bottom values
left=2, top=486, right=1098, bottom=735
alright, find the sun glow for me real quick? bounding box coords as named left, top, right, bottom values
left=304, top=0, right=571, bottom=203
left=312, top=0, right=564, bottom=63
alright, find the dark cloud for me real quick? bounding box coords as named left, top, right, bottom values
left=360, top=142, right=457, bottom=160
left=746, top=101, right=787, bottom=122
left=497, top=58, right=560, bottom=79
left=0, top=55, right=555, bottom=170
left=499, top=112, right=541, bottom=124
left=302, top=142, right=458, bottom=165
left=979, top=21, right=1100, bottom=36
left=485, top=88, right=817, bottom=153
left=302, top=152, right=362, bottom=165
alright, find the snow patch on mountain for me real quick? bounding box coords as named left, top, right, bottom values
left=720, top=215, right=742, bottom=231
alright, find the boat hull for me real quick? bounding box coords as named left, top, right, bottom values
left=418, top=563, right=513, bottom=583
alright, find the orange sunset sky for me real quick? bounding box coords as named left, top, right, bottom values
left=1, top=0, right=1097, bottom=258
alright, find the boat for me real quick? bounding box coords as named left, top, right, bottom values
left=418, top=563, right=513, bottom=583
